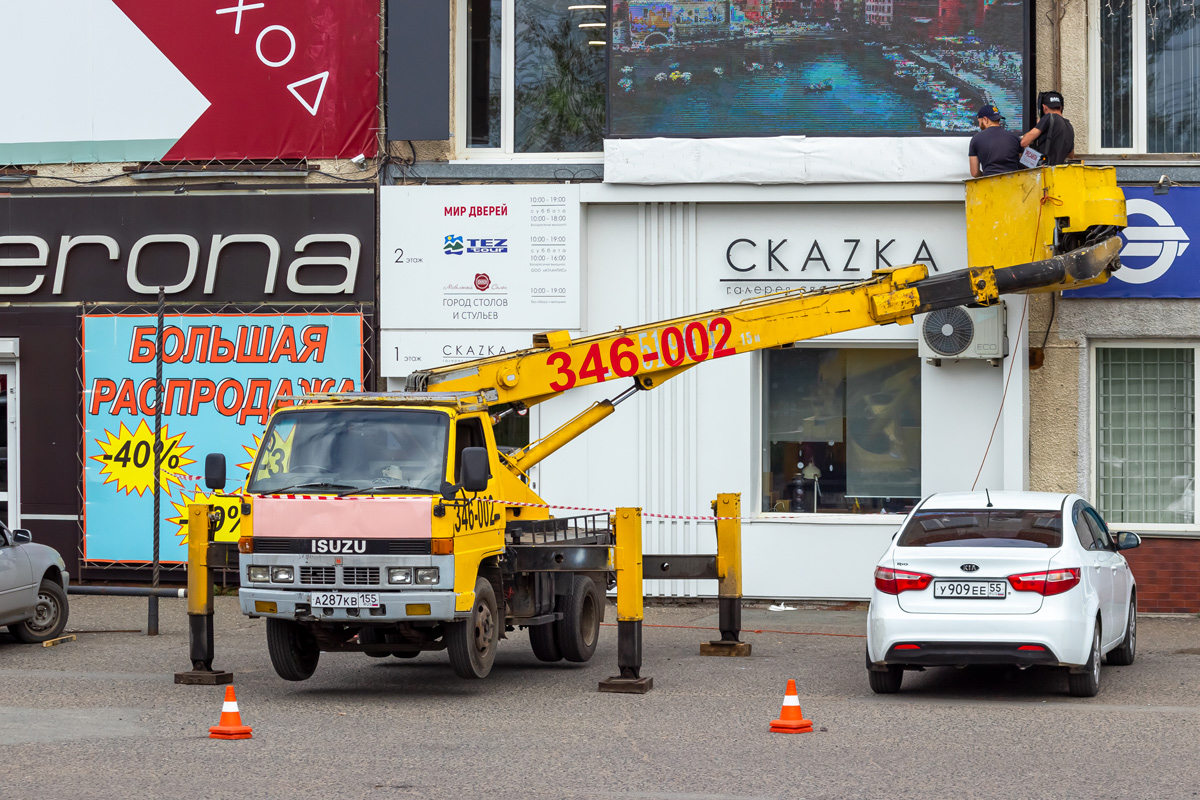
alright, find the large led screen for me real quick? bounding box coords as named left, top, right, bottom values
left=608, top=0, right=1028, bottom=137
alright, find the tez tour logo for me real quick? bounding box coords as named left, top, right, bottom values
left=444, top=235, right=464, bottom=256
left=1116, top=198, right=1191, bottom=284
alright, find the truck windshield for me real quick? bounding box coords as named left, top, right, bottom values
left=246, top=409, right=449, bottom=495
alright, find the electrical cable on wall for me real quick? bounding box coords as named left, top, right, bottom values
left=1042, top=291, right=1057, bottom=349
left=972, top=295, right=1029, bottom=491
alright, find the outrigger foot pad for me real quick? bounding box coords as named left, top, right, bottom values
left=599, top=675, right=654, bottom=694
left=700, top=640, right=752, bottom=657
left=175, top=670, right=234, bottom=685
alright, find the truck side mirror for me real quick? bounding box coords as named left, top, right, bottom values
left=460, top=447, right=490, bottom=492
left=205, top=453, right=227, bottom=492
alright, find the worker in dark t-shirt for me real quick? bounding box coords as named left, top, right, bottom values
left=968, top=104, right=1023, bottom=177
left=1020, top=91, right=1075, bottom=166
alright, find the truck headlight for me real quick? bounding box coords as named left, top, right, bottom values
left=271, top=566, right=294, bottom=583
left=415, top=568, right=439, bottom=585
left=388, top=567, right=413, bottom=585
left=247, top=565, right=270, bottom=583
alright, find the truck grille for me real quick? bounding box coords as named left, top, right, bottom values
left=342, top=567, right=380, bottom=586
left=299, top=566, right=336, bottom=585
left=389, top=540, right=432, bottom=555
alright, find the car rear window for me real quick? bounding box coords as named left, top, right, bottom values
left=896, top=509, right=1063, bottom=548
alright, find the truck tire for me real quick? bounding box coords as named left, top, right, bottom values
left=358, top=626, right=390, bottom=658
left=529, top=623, right=563, bottom=662
left=266, top=618, right=320, bottom=681
left=447, top=578, right=498, bottom=679
left=9, top=578, right=69, bottom=644
left=556, top=575, right=600, bottom=663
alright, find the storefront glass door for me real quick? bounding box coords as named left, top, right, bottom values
left=0, top=367, right=14, bottom=526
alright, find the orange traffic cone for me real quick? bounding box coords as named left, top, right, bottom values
left=209, top=686, right=253, bottom=740
left=769, top=679, right=813, bottom=734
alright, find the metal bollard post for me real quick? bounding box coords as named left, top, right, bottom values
left=700, top=493, right=751, bottom=657
left=599, top=507, right=652, bottom=693
left=174, top=504, right=233, bottom=685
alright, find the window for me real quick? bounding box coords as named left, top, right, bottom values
left=454, top=417, right=487, bottom=482
left=1094, top=0, right=1200, bottom=152
left=463, top=0, right=606, bottom=155
left=762, top=347, right=920, bottom=515
left=896, top=510, right=1063, bottom=548
left=1084, top=508, right=1115, bottom=549
left=247, top=409, right=450, bottom=495
left=1072, top=501, right=1095, bottom=548
left=1095, top=346, right=1195, bottom=526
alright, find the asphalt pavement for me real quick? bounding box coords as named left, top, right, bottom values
left=1, top=596, right=1198, bottom=800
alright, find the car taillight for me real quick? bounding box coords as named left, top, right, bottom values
left=874, top=566, right=933, bottom=595
left=1007, top=568, right=1081, bottom=596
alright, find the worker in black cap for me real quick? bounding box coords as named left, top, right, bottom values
left=968, top=104, right=1023, bottom=177
left=1020, top=91, right=1075, bottom=166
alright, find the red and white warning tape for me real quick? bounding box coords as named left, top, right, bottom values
left=252, top=493, right=822, bottom=520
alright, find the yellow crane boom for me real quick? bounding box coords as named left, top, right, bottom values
left=403, top=166, right=1127, bottom=472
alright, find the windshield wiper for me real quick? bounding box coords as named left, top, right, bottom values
left=338, top=484, right=436, bottom=497
left=271, top=481, right=357, bottom=493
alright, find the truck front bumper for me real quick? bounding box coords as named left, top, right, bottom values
left=239, top=588, right=461, bottom=623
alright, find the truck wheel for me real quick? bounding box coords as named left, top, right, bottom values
left=556, top=575, right=600, bottom=663
left=447, top=578, right=498, bottom=679
left=358, top=626, right=390, bottom=658
left=9, top=579, right=69, bottom=644
left=266, top=618, right=320, bottom=681
left=529, top=623, right=563, bottom=662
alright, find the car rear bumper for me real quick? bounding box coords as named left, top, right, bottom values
left=879, top=641, right=1061, bottom=668
left=867, top=592, right=1095, bottom=667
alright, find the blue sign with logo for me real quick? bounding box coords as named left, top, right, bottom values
left=1064, top=187, right=1196, bottom=298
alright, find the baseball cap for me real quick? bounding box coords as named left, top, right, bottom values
left=976, top=104, right=1002, bottom=121
left=1041, top=91, right=1064, bottom=109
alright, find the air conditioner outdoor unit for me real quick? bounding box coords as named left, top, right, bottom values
left=918, top=302, right=1009, bottom=365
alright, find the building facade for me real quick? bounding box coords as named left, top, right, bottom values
left=1024, top=0, right=1200, bottom=612
left=2, top=0, right=1197, bottom=612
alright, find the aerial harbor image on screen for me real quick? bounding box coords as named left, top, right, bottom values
left=608, top=0, right=1026, bottom=137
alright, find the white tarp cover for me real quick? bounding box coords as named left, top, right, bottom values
left=604, top=136, right=973, bottom=185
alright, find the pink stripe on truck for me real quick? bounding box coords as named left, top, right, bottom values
left=253, top=496, right=433, bottom=539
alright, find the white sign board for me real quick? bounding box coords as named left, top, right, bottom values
left=697, top=202, right=968, bottom=304
left=380, top=185, right=582, bottom=332
left=380, top=330, right=538, bottom=377
left=694, top=202, right=968, bottom=342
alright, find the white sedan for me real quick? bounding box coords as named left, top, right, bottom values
left=867, top=491, right=1139, bottom=697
